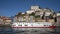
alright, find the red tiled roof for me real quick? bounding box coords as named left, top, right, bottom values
left=0, top=16, right=11, bottom=20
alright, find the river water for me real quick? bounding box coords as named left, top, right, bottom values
left=0, top=27, right=60, bottom=34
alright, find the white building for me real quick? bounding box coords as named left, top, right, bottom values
left=56, top=13, right=60, bottom=16
left=22, top=12, right=25, bottom=14
left=35, top=9, right=44, bottom=16
left=31, top=6, right=39, bottom=10
left=13, top=16, right=18, bottom=22
left=44, top=9, right=53, bottom=16
left=29, top=16, right=34, bottom=22
left=0, top=18, right=3, bottom=24
left=26, top=10, right=35, bottom=14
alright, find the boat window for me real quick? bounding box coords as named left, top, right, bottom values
left=47, top=25, right=49, bottom=26
left=44, top=25, right=46, bottom=26
left=12, top=25, right=16, bottom=26
left=25, top=25, right=27, bottom=26
left=18, top=25, right=22, bottom=26
left=48, top=25, right=50, bottom=26
left=31, top=25, right=33, bottom=26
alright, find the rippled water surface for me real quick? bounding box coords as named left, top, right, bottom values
left=0, top=27, right=60, bottom=34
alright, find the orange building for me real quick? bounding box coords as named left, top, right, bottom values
left=0, top=16, right=12, bottom=25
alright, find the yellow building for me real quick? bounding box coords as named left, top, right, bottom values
left=48, top=19, right=54, bottom=23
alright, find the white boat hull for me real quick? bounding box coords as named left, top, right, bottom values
left=12, top=22, right=56, bottom=28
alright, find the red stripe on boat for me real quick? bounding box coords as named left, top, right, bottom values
left=12, top=26, right=56, bottom=28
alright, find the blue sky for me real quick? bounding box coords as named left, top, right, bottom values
left=0, top=0, right=60, bottom=17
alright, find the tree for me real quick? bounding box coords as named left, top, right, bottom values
left=59, top=11, right=60, bottom=13
left=29, top=12, right=35, bottom=16
left=49, top=14, right=53, bottom=19
left=18, top=12, right=22, bottom=16
left=35, top=15, right=40, bottom=18
left=54, top=17, right=57, bottom=22
left=42, top=12, right=45, bottom=19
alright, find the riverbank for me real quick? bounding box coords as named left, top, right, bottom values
left=0, top=24, right=11, bottom=27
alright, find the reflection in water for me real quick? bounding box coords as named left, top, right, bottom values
left=0, top=27, right=60, bottom=34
